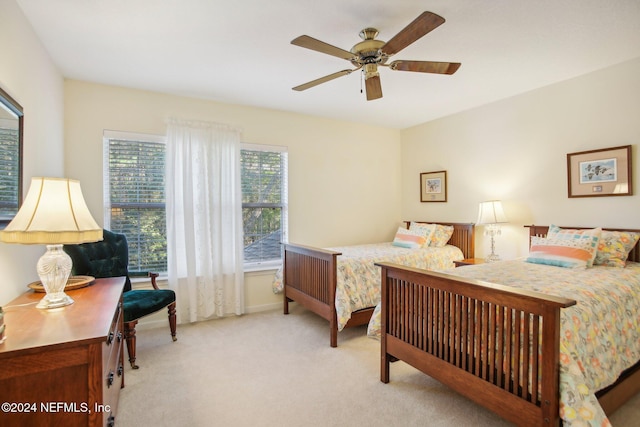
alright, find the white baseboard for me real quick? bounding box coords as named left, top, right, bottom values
left=244, top=302, right=281, bottom=314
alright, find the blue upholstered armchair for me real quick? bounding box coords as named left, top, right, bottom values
left=64, top=229, right=176, bottom=369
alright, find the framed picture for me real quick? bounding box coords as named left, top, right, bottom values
left=567, top=145, right=632, bottom=198
left=420, top=170, right=447, bottom=202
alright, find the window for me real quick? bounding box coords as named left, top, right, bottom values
left=104, top=131, right=167, bottom=273
left=241, top=144, right=288, bottom=268
left=104, top=134, right=287, bottom=273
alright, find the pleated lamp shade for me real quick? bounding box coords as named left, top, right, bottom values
left=0, top=177, right=102, bottom=244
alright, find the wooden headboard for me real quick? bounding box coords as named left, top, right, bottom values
left=405, top=221, right=475, bottom=259
left=527, top=225, right=640, bottom=264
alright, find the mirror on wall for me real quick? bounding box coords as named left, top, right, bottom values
left=0, top=86, right=24, bottom=229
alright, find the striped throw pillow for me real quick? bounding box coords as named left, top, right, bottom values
left=526, top=235, right=600, bottom=269
left=392, top=227, right=427, bottom=249
left=546, top=225, right=602, bottom=267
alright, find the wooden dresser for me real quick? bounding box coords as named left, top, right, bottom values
left=0, top=277, right=125, bottom=427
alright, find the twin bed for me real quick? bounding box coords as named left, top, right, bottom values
left=275, top=221, right=475, bottom=347
left=375, top=225, right=640, bottom=426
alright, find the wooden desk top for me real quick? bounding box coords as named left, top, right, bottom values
left=0, top=276, right=125, bottom=357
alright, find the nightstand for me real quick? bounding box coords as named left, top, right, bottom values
left=454, top=258, right=486, bottom=267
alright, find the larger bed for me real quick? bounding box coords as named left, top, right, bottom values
left=275, top=221, right=475, bottom=347
left=375, top=225, right=640, bottom=426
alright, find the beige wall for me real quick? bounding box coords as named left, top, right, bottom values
left=0, top=0, right=65, bottom=305
left=401, top=57, right=640, bottom=260
left=64, top=80, right=402, bottom=314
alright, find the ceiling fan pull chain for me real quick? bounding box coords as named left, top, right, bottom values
left=360, top=70, right=364, bottom=94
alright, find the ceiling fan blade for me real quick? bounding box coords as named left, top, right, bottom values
left=388, top=60, right=461, bottom=75
left=365, top=75, right=382, bottom=101
left=382, top=11, right=445, bottom=56
left=292, top=69, right=356, bottom=91
left=291, top=35, right=355, bottom=61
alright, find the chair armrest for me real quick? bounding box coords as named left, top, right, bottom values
left=149, top=272, right=160, bottom=290
left=129, top=271, right=161, bottom=290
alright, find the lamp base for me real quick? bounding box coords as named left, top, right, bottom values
left=484, top=253, right=501, bottom=263
left=36, top=293, right=74, bottom=309
left=36, top=244, right=74, bottom=310
left=484, top=228, right=502, bottom=263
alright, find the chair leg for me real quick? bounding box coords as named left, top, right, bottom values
left=124, top=320, right=139, bottom=369
left=168, top=302, right=177, bottom=342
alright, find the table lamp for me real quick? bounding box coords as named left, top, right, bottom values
left=0, top=177, right=102, bottom=309
left=476, top=200, right=508, bottom=262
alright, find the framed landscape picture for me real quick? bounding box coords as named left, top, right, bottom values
left=420, top=170, right=447, bottom=202
left=567, top=145, right=632, bottom=197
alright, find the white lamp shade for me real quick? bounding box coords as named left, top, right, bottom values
left=0, top=177, right=102, bottom=244
left=476, top=200, right=508, bottom=225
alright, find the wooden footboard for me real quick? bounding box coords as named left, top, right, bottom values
left=282, top=243, right=341, bottom=347
left=283, top=222, right=475, bottom=347
left=377, top=262, right=576, bottom=427
left=282, top=243, right=376, bottom=347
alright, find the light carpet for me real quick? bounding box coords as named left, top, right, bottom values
left=117, top=306, right=640, bottom=427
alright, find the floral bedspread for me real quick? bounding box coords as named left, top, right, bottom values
left=272, top=243, right=463, bottom=330
left=367, top=259, right=640, bottom=427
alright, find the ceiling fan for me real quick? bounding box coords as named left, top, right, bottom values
left=291, top=11, right=461, bottom=101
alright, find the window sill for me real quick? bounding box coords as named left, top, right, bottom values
left=244, top=262, right=282, bottom=273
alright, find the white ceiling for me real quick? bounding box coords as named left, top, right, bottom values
left=16, top=0, right=640, bottom=129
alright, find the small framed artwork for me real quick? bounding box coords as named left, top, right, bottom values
left=420, top=170, right=447, bottom=202
left=567, top=145, right=632, bottom=198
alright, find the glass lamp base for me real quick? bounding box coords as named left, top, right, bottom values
left=36, top=293, right=74, bottom=309
left=36, top=244, right=74, bottom=310
left=484, top=253, right=501, bottom=263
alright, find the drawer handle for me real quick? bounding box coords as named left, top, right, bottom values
left=107, top=331, right=114, bottom=345
left=107, top=371, right=115, bottom=388
left=118, top=364, right=124, bottom=377
left=107, top=415, right=115, bottom=427
left=117, top=331, right=123, bottom=342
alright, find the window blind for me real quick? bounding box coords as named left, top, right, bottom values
left=105, top=137, right=167, bottom=273
left=241, top=145, right=288, bottom=265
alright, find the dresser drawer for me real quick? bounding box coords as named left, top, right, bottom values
left=102, top=296, right=124, bottom=426
left=102, top=300, right=123, bottom=364
left=102, top=337, right=123, bottom=425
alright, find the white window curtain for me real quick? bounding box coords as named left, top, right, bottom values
left=165, top=118, right=244, bottom=323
